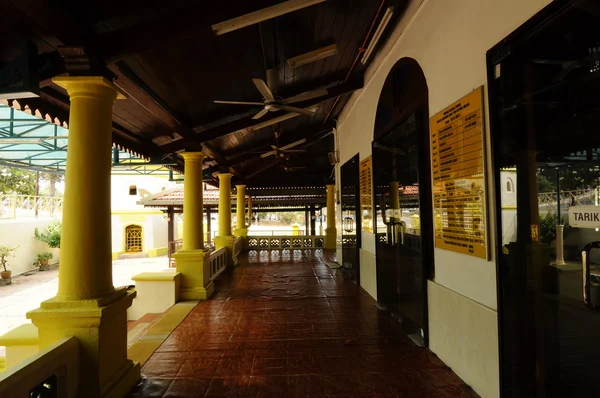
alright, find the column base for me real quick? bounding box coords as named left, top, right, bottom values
left=27, top=287, right=140, bottom=398
left=234, top=228, right=248, bottom=237
left=214, top=235, right=236, bottom=267
left=325, top=227, right=337, bottom=250
left=173, top=249, right=214, bottom=300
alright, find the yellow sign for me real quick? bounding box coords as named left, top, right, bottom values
left=359, top=156, right=373, bottom=232
left=431, top=87, right=487, bottom=259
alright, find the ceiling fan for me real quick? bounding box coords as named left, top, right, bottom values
left=260, top=131, right=307, bottom=159
left=214, top=71, right=328, bottom=120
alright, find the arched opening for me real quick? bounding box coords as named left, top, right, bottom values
left=506, top=177, right=514, bottom=192
left=372, top=58, right=432, bottom=346
left=125, top=224, right=143, bottom=253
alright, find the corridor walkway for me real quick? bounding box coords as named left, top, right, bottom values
left=130, top=250, right=476, bottom=397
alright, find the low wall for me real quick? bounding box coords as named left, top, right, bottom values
left=0, top=218, right=60, bottom=276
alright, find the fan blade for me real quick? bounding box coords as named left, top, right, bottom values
left=280, top=138, right=307, bottom=150
left=270, top=145, right=278, bottom=150
left=214, top=100, right=264, bottom=105
left=284, top=89, right=328, bottom=104
left=252, top=108, right=269, bottom=120
left=252, top=79, right=275, bottom=101
left=281, top=149, right=306, bottom=153
left=260, top=151, right=276, bottom=159
left=280, top=105, right=315, bottom=116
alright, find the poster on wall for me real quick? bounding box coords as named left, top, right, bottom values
left=359, top=156, right=373, bottom=232
left=430, top=86, right=488, bottom=259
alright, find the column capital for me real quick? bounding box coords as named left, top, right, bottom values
left=236, top=184, right=246, bottom=189
left=181, top=151, right=206, bottom=161
left=218, top=173, right=233, bottom=180
left=53, top=76, right=127, bottom=100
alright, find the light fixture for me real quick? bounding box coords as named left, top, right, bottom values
left=212, top=0, right=326, bottom=36
left=361, top=6, right=394, bottom=65
left=343, top=216, right=354, bottom=233
left=287, top=44, right=338, bottom=68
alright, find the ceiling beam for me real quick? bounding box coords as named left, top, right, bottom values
left=201, top=143, right=245, bottom=179
left=158, top=77, right=362, bottom=154
left=212, top=0, right=326, bottom=36
left=88, top=0, right=323, bottom=63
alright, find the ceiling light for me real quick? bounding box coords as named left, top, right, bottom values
left=212, top=0, right=326, bottom=36
left=361, top=6, right=394, bottom=65
left=287, top=44, right=338, bottom=68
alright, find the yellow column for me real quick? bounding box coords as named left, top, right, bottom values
left=217, top=173, right=232, bottom=237
left=325, top=184, right=337, bottom=249
left=28, top=76, right=139, bottom=397
left=214, top=173, right=236, bottom=264
left=181, top=152, right=205, bottom=251
left=234, top=184, right=247, bottom=237
left=173, top=152, right=213, bottom=300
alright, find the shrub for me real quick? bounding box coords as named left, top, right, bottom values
left=34, top=221, right=61, bottom=249
left=0, top=245, right=17, bottom=272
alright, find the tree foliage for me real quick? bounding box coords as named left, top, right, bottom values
left=0, top=167, right=36, bottom=195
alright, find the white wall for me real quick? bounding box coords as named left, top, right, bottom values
left=0, top=218, right=61, bottom=276
left=335, top=0, right=551, bottom=396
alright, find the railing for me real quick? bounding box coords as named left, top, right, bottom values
left=0, top=195, right=63, bottom=220
left=232, top=236, right=244, bottom=265
left=209, top=247, right=227, bottom=282
left=248, top=229, right=307, bottom=236
left=167, top=239, right=183, bottom=267
left=168, top=237, right=215, bottom=267
left=0, top=336, right=79, bottom=398
left=247, top=235, right=325, bottom=250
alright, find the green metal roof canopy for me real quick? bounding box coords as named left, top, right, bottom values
left=0, top=104, right=182, bottom=177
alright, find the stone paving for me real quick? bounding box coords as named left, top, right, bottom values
left=0, top=256, right=170, bottom=338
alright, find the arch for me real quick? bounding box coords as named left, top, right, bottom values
left=125, top=224, right=143, bottom=253
left=371, top=57, right=431, bottom=343
left=374, top=57, right=429, bottom=140
left=506, top=177, right=514, bottom=192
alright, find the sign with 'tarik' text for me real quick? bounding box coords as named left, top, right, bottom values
left=569, top=206, right=600, bottom=228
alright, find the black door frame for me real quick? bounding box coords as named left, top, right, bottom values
left=487, top=1, right=587, bottom=396
left=341, top=153, right=361, bottom=285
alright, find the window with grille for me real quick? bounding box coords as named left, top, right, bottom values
left=125, top=225, right=143, bottom=252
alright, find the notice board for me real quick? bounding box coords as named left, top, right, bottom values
left=359, top=156, right=373, bottom=232
left=430, top=87, right=487, bottom=259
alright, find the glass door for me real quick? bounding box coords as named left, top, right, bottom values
left=490, top=1, right=600, bottom=395
left=373, top=113, right=433, bottom=343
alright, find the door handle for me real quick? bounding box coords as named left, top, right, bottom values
left=581, top=241, right=600, bottom=309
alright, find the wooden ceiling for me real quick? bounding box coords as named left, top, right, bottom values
left=0, top=0, right=407, bottom=187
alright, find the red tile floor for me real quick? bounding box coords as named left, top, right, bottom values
left=128, top=250, right=478, bottom=397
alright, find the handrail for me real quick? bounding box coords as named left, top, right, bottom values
left=0, top=336, right=79, bottom=398
left=0, top=194, right=63, bottom=220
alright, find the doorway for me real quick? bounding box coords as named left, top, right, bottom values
left=372, top=58, right=433, bottom=344
left=341, top=154, right=361, bottom=284
left=489, top=1, right=600, bottom=395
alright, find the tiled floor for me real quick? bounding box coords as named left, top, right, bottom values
left=130, top=250, right=477, bottom=397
